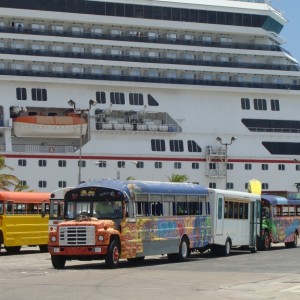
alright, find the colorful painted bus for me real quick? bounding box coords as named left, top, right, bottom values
left=260, top=194, right=300, bottom=250
left=48, top=179, right=211, bottom=268
left=49, top=187, right=73, bottom=231
left=209, top=189, right=261, bottom=255
left=0, top=191, right=50, bottom=253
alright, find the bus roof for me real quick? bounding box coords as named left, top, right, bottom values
left=72, top=179, right=208, bottom=197
left=50, top=187, right=73, bottom=199
left=209, top=188, right=260, bottom=201
left=0, top=191, right=50, bottom=203
left=262, top=194, right=300, bottom=205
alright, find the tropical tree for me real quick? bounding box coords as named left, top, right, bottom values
left=167, top=173, right=189, bottom=182
left=0, top=156, right=19, bottom=190
left=13, top=181, right=34, bottom=192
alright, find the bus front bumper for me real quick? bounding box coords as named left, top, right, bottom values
left=48, top=245, right=108, bottom=256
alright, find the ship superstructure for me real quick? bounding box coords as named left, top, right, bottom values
left=0, top=0, right=300, bottom=191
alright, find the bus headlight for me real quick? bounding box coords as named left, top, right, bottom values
left=51, top=236, right=57, bottom=242
left=98, top=235, right=104, bottom=241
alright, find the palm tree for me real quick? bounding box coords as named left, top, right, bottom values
left=13, top=181, right=34, bottom=192
left=167, top=173, right=189, bottom=183
left=0, top=156, right=19, bottom=190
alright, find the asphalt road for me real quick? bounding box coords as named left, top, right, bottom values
left=0, top=244, right=300, bottom=300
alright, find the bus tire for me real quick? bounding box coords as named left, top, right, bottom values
left=178, top=237, right=190, bottom=261
left=222, top=239, right=231, bottom=256
left=51, top=255, right=66, bottom=269
left=5, top=246, right=21, bottom=254
left=105, top=240, right=120, bottom=269
left=39, top=245, right=48, bottom=253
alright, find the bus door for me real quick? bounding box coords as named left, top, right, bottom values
left=215, top=194, right=224, bottom=235
left=250, top=199, right=261, bottom=247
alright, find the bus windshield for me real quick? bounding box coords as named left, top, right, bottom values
left=66, top=200, right=123, bottom=220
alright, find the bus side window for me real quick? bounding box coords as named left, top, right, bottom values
left=289, top=205, right=295, bottom=216
left=6, top=201, right=13, bottom=214
left=0, top=202, right=3, bottom=214
left=206, top=202, right=210, bottom=215
left=45, top=203, right=50, bottom=214
left=276, top=205, right=282, bottom=216
left=297, top=206, right=300, bottom=216
left=150, top=202, right=162, bottom=216
left=224, top=201, right=228, bottom=219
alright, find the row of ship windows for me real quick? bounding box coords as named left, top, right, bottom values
left=18, top=159, right=300, bottom=172
left=241, top=98, right=280, bottom=111
left=209, top=163, right=297, bottom=171
left=16, top=88, right=159, bottom=107
left=1, top=2, right=275, bottom=30
left=18, top=180, right=270, bottom=190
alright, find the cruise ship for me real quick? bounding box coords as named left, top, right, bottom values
left=1, top=0, right=300, bottom=192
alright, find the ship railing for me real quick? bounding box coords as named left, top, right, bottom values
left=1, top=68, right=300, bottom=91
left=95, top=121, right=179, bottom=132
left=248, top=127, right=300, bottom=133
left=0, top=26, right=282, bottom=53
left=206, top=169, right=226, bottom=177
left=206, top=146, right=227, bottom=156
left=12, top=145, right=74, bottom=153
left=1, top=47, right=298, bottom=71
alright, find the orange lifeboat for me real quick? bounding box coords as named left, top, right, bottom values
left=13, top=115, right=87, bottom=138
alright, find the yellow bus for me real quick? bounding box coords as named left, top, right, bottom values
left=0, top=191, right=50, bottom=254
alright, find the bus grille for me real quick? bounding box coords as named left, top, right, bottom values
left=59, top=226, right=95, bottom=246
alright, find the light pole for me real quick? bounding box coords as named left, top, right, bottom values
left=68, top=99, right=97, bottom=184
left=216, top=136, right=237, bottom=189
left=95, top=161, right=123, bottom=179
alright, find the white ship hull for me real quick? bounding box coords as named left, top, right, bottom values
left=0, top=0, right=300, bottom=192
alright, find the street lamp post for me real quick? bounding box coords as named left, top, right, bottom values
left=68, top=99, right=97, bottom=184
left=95, top=161, right=122, bottom=179
left=216, top=136, right=237, bottom=189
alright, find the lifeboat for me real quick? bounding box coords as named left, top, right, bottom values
left=13, top=115, right=87, bottom=138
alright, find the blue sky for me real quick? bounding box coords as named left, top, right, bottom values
left=271, top=0, right=300, bottom=62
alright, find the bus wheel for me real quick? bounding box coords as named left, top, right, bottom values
left=222, top=239, right=231, bottom=256
left=39, top=245, right=48, bottom=253
left=5, top=246, right=21, bottom=254
left=105, top=240, right=120, bottom=269
left=51, top=255, right=66, bottom=269
left=178, top=237, right=190, bottom=261
left=262, top=233, right=271, bottom=251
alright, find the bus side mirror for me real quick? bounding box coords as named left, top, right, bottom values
left=41, top=211, right=46, bottom=218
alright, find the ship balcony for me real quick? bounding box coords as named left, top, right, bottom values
left=94, top=110, right=181, bottom=133
left=1, top=47, right=298, bottom=72
left=0, top=26, right=282, bottom=53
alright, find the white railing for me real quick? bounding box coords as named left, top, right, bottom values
left=12, top=145, right=74, bottom=153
